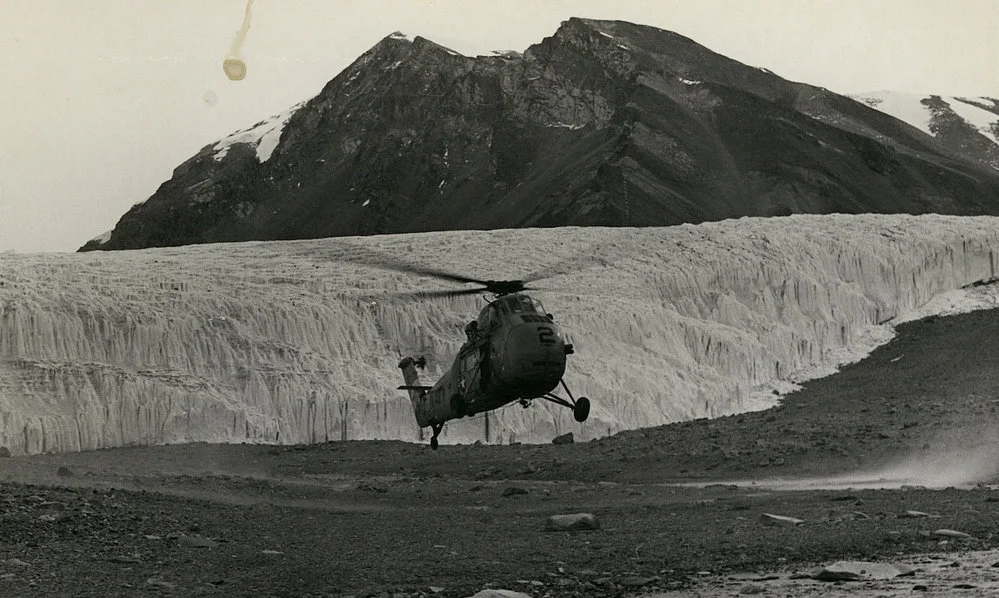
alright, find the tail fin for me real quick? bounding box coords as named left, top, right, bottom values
left=398, top=356, right=430, bottom=406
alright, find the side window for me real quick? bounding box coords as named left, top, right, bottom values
left=477, top=305, right=496, bottom=328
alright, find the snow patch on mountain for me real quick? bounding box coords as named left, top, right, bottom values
left=4, top=215, right=999, bottom=455
left=854, top=92, right=999, bottom=146
left=88, top=230, right=113, bottom=247
left=948, top=98, right=999, bottom=145
left=853, top=91, right=934, bottom=136
left=212, top=102, right=304, bottom=163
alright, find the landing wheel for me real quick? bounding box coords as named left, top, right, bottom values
left=573, top=397, right=590, bottom=423
left=430, top=437, right=439, bottom=450
left=450, top=394, right=468, bottom=418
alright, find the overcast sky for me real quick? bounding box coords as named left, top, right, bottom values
left=2, top=0, right=997, bottom=253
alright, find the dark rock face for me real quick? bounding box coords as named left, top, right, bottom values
left=81, top=18, right=999, bottom=251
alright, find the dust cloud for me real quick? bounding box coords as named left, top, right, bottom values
left=738, top=419, right=999, bottom=491
left=866, top=421, right=999, bottom=488
left=223, top=0, right=254, bottom=81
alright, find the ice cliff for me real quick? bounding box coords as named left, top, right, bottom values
left=3, top=214, right=999, bottom=455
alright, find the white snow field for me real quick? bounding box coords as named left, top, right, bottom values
left=853, top=91, right=999, bottom=146
left=1, top=214, right=998, bottom=455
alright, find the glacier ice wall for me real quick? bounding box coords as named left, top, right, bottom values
left=1, top=214, right=998, bottom=455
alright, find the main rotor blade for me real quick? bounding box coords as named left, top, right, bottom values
left=520, top=243, right=613, bottom=284
left=330, top=242, right=492, bottom=286
left=392, top=288, right=488, bottom=300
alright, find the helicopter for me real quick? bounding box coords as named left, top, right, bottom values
left=343, top=250, right=591, bottom=449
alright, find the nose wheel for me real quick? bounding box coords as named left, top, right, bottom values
left=540, top=379, right=591, bottom=423
left=573, top=397, right=590, bottom=422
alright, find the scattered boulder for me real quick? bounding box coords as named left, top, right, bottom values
left=759, top=513, right=804, bottom=526
left=56, top=466, right=73, bottom=477
left=552, top=433, right=574, bottom=445
left=544, top=513, right=600, bottom=531
left=0, top=446, right=10, bottom=458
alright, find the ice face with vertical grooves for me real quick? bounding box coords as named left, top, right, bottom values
left=2, top=214, right=998, bottom=455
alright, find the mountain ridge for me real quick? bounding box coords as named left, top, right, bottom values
left=81, top=18, right=999, bottom=251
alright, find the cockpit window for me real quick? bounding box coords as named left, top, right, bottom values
left=503, top=295, right=537, bottom=314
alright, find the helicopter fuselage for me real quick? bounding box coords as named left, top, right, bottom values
left=399, top=293, right=571, bottom=430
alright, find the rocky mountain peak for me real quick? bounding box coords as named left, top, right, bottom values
left=81, top=18, right=999, bottom=252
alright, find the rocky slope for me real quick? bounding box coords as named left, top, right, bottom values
left=6, top=214, right=999, bottom=455
left=81, top=19, right=999, bottom=251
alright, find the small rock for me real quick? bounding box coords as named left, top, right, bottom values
left=544, top=513, right=600, bottom=531
left=618, top=576, right=656, bottom=587
left=429, top=587, right=445, bottom=594
left=5, top=558, right=30, bottom=567
left=56, top=466, right=73, bottom=477
left=809, top=567, right=862, bottom=582
left=932, top=529, right=974, bottom=540
left=953, top=584, right=978, bottom=589
left=178, top=535, right=219, bottom=549
left=465, top=590, right=533, bottom=598
left=261, top=549, right=283, bottom=555
left=357, top=481, right=388, bottom=493
left=827, top=509, right=869, bottom=521
left=899, top=510, right=933, bottom=518
left=809, top=561, right=913, bottom=581
left=502, top=487, right=528, bottom=497
left=759, top=513, right=804, bottom=526
left=913, top=584, right=928, bottom=591
left=552, top=432, right=574, bottom=445
left=0, top=447, right=10, bottom=458
left=145, top=577, right=176, bottom=590
left=739, top=584, right=766, bottom=595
